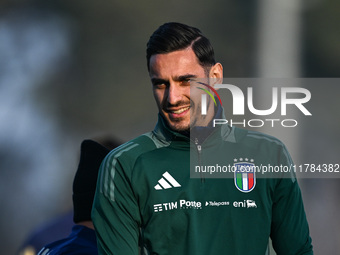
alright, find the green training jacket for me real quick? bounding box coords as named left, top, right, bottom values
left=92, top=115, right=313, bottom=255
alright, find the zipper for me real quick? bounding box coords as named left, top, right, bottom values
left=195, top=138, right=205, bottom=183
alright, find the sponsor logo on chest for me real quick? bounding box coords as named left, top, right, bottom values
left=153, top=199, right=202, bottom=212
left=153, top=199, right=258, bottom=212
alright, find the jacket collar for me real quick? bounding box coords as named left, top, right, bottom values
left=153, top=114, right=189, bottom=143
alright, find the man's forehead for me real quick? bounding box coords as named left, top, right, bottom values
left=149, top=48, right=203, bottom=78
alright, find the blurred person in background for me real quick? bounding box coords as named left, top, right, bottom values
left=19, top=138, right=120, bottom=255
left=92, top=22, right=313, bottom=255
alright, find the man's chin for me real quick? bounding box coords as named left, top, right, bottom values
left=167, top=121, right=190, bottom=134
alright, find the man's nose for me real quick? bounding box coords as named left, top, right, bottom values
left=167, top=83, right=182, bottom=105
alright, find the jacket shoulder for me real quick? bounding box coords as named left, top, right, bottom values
left=105, top=131, right=168, bottom=162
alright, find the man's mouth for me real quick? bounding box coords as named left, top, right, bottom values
left=167, top=106, right=190, bottom=118
left=171, top=106, right=190, bottom=114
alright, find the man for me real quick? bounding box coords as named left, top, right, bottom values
left=37, top=139, right=118, bottom=255
left=92, top=22, right=313, bottom=254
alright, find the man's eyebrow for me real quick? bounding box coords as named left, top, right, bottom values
left=175, top=74, right=197, bottom=81
left=151, top=74, right=197, bottom=84
left=151, top=78, right=168, bottom=85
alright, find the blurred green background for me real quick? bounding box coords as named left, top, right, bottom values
left=0, top=0, right=339, bottom=254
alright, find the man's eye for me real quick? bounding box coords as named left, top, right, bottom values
left=181, top=79, right=191, bottom=85
left=153, top=82, right=166, bottom=89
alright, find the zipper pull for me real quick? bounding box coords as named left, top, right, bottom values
left=194, top=138, right=205, bottom=183
left=194, top=138, right=202, bottom=153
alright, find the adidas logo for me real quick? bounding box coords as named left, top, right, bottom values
left=154, top=171, right=181, bottom=190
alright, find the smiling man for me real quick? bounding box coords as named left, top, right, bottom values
left=92, top=22, right=313, bottom=255
left=149, top=46, right=222, bottom=132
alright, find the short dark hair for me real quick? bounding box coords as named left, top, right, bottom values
left=146, top=22, right=216, bottom=72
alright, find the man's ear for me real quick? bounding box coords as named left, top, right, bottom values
left=209, top=63, right=223, bottom=88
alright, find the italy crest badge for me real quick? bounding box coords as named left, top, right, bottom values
left=234, top=158, right=256, bottom=193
